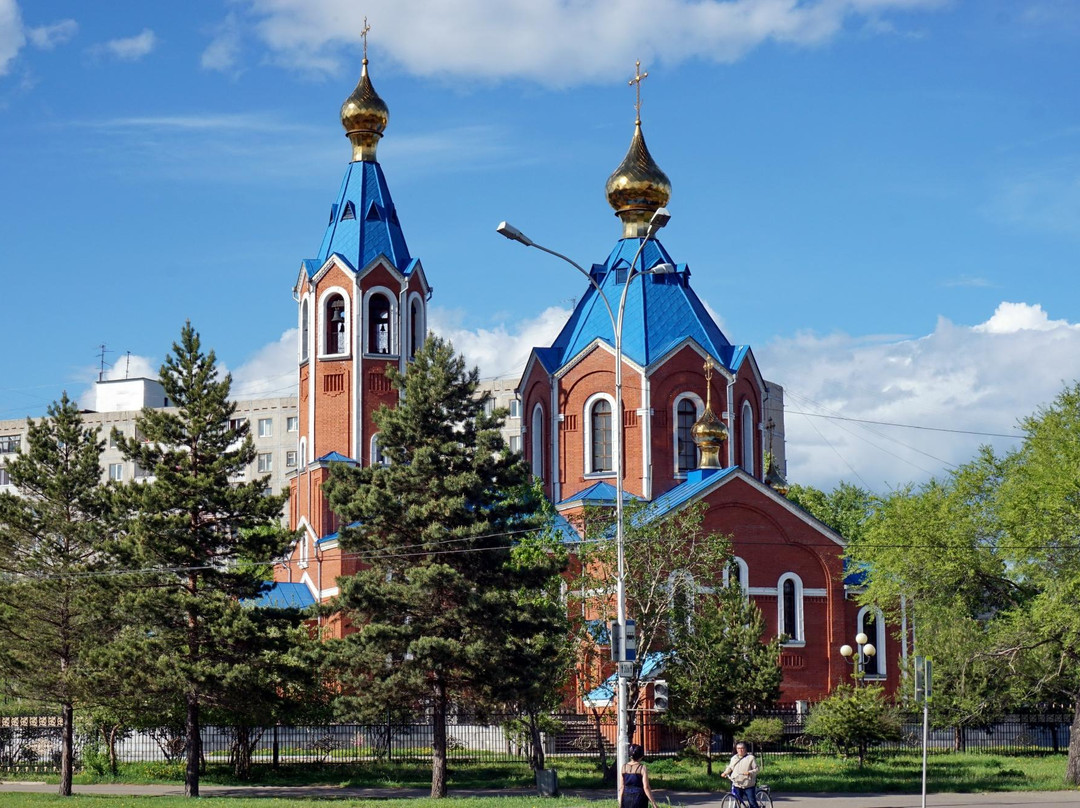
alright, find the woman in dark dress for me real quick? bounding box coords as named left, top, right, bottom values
left=619, top=744, right=658, bottom=808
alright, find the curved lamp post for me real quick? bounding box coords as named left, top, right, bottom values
left=497, top=208, right=671, bottom=779
left=840, top=631, right=877, bottom=685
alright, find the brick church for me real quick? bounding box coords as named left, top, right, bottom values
left=274, top=52, right=901, bottom=705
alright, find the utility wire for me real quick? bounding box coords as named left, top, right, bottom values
left=787, top=410, right=1023, bottom=439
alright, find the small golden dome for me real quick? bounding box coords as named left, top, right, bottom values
left=341, top=58, right=389, bottom=163
left=691, top=409, right=727, bottom=470
left=605, top=121, right=672, bottom=238
left=764, top=455, right=790, bottom=496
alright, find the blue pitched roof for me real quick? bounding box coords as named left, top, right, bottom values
left=844, top=559, right=870, bottom=588
left=307, top=160, right=412, bottom=277
left=546, top=238, right=736, bottom=371
left=249, top=582, right=316, bottom=610
left=585, top=651, right=668, bottom=705
left=556, top=481, right=640, bottom=507
left=630, top=467, right=739, bottom=526
left=316, top=451, right=358, bottom=465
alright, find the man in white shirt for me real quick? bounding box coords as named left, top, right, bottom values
left=720, top=742, right=759, bottom=807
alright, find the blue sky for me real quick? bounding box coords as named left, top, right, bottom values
left=2, top=0, right=1079, bottom=492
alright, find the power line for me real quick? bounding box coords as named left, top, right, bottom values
left=787, top=410, right=1024, bottom=439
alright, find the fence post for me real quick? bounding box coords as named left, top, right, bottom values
left=272, top=724, right=279, bottom=770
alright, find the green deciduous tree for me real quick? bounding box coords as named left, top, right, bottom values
left=0, top=394, right=117, bottom=796
left=996, top=382, right=1080, bottom=784
left=804, top=684, right=903, bottom=767
left=111, top=323, right=296, bottom=798
left=572, top=500, right=732, bottom=750
left=663, top=585, right=783, bottom=774
left=786, top=481, right=874, bottom=543
left=323, top=336, right=564, bottom=798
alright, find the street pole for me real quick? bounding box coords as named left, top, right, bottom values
left=496, top=210, right=670, bottom=786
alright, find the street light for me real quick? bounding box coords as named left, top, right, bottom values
left=840, top=632, right=877, bottom=684
left=497, top=207, right=671, bottom=779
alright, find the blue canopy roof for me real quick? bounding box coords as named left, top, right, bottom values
left=585, top=651, right=668, bottom=706
left=305, top=159, right=413, bottom=277
left=556, top=481, right=640, bottom=507
left=249, top=582, right=316, bottom=610
left=316, top=451, right=358, bottom=465
left=544, top=238, right=741, bottom=371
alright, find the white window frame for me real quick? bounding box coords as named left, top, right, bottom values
left=530, top=403, right=544, bottom=481
left=370, top=433, right=389, bottom=466
left=741, top=400, right=755, bottom=475
left=0, top=467, right=9, bottom=487
left=583, top=392, right=617, bottom=478
left=723, top=556, right=749, bottom=595
left=258, top=418, right=273, bottom=438
left=673, top=392, right=704, bottom=476
left=300, top=297, right=310, bottom=362
left=778, top=572, right=805, bottom=646
left=508, top=435, right=522, bottom=454
left=857, top=605, right=887, bottom=679
left=108, top=463, right=124, bottom=482
left=318, top=286, right=351, bottom=359
left=285, top=450, right=298, bottom=468
left=257, top=452, right=273, bottom=473
left=509, top=398, right=521, bottom=418
left=286, top=416, right=299, bottom=433
left=362, top=285, right=399, bottom=357
left=299, top=437, right=307, bottom=468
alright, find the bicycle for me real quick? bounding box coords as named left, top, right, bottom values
left=718, top=782, right=773, bottom=808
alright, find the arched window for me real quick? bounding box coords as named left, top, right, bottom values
left=300, top=299, right=309, bottom=362
left=530, top=404, right=544, bottom=481
left=857, top=606, right=886, bottom=677
left=370, top=433, right=388, bottom=466
left=299, top=437, right=307, bottom=469
left=587, top=396, right=614, bottom=474
left=741, top=400, right=755, bottom=474
left=409, top=298, right=423, bottom=359
left=676, top=397, right=699, bottom=473
left=778, top=573, right=804, bottom=644
left=324, top=293, right=346, bottom=355
left=724, top=556, right=749, bottom=594
left=668, top=570, right=696, bottom=633
left=368, top=293, right=392, bottom=354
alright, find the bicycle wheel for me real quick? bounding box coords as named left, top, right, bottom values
left=719, top=794, right=740, bottom=808
left=753, top=789, right=774, bottom=808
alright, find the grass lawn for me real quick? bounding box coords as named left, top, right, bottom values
left=7, top=752, right=1073, bottom=795
left=0, top=798, right=596, bottom=808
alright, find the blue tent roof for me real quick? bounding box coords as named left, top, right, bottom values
left=249, top=582, right=316, bottom=610
left=306, top=159, right=413, bottom=277
left=844, top=559, right=870, bottom=588
left=556, top=481, right=640, bottom=507
left=545, top=238, right=738, bottom=371
left=316, top=451, right=357, bottom=465
left=585, top=651, right=668, bottom=705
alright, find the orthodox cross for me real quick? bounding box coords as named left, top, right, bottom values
left=360, top=16, right=371, bottom=61
left=629, top=60, right=648, bottom=123
left=703, top=357, right=715, bottom=409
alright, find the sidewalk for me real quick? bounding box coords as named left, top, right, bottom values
left=2, top=781, right=1080, bottom=806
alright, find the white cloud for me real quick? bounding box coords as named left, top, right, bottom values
left=0, top=0, right=25, bottom=76
left=27, top=18, right=76, bottom=50
left=202, top=14, right=243, bottom=74
left=758, top=302, right=1080, bottom=493
left=238, top=0, right=948, bottom=84
left=231, top=329, right=298, bottom=399
left=429, top=305, right=572, bottom=380
left=94, top=28, right=156, bottom=62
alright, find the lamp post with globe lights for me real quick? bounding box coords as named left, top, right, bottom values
left=840, top=632, right=877, bottom=685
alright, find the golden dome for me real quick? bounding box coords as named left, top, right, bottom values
left=764, top=455, right=790, bottom=497
left=691, top=359, right=726, bottom=469
left=341, top=58, right=389, bottom=162
left=605, top=121, right=672, bottom=238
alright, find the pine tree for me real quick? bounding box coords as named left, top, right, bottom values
left=111, top=323, right=295, bottom=798
left=324, top=336, right=559, bottom=798
left=0, top=393, right=117, bottom=796
left=664, top=584, right=783, bottom=774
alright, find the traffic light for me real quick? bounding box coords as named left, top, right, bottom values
left=653, top=680, right=669, bottom=712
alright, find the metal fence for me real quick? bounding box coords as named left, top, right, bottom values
left=0, top=710, right=1071, bottom=774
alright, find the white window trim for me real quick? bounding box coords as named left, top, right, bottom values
left=857, top=605, right=888, bottom=679
left=673, top=392, right=704, bottom=477
left=723, top=555, right=750, bottom=596
left=530, top=403, right=545, bottom=481
left=299, top=437, right=307, bottom=469
left=286, top=416, right=299, bottom=433
left=583, top=391, right=617, bottom=478
left=299, top=297, right=311, bottom=363
left=370, top=433, right=389, bottom=466
left=257, top=452, right=273, bottom=473
left=778, top=572, right=805, bottom=646
left=741, top=400, right=755, bottom=475
left=362, top=285, right=400, bottom=358
left=258, top=418, right=273, bottom=438
left=406, top=290, right=425, bottom=359
left=317, top=286, right=351, bottom=360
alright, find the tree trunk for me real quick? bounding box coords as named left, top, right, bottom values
left=107, top=726, right=119, bottom=776
left=431, top=680, right=448, bottom=798
left=528, top=710, right=545, bottom=772
left=953, top=725, right=966, bottom=752
left=625, top=682, right=639, bottom=746
left=1066, top=693, right=1080, bottom=785
left=185, top=693, right=200, bottom=798
left=59, top=702, right=73, bottom=797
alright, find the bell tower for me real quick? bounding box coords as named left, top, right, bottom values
left=283, top=32, right=431, bottom=599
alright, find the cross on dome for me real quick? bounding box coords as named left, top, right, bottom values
left=629, top=60, right=649, bottom=125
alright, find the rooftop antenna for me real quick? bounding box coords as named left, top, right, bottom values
left=96, top=344, right=113, bottom=382
left=125, top=351, right=132, bottom=379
